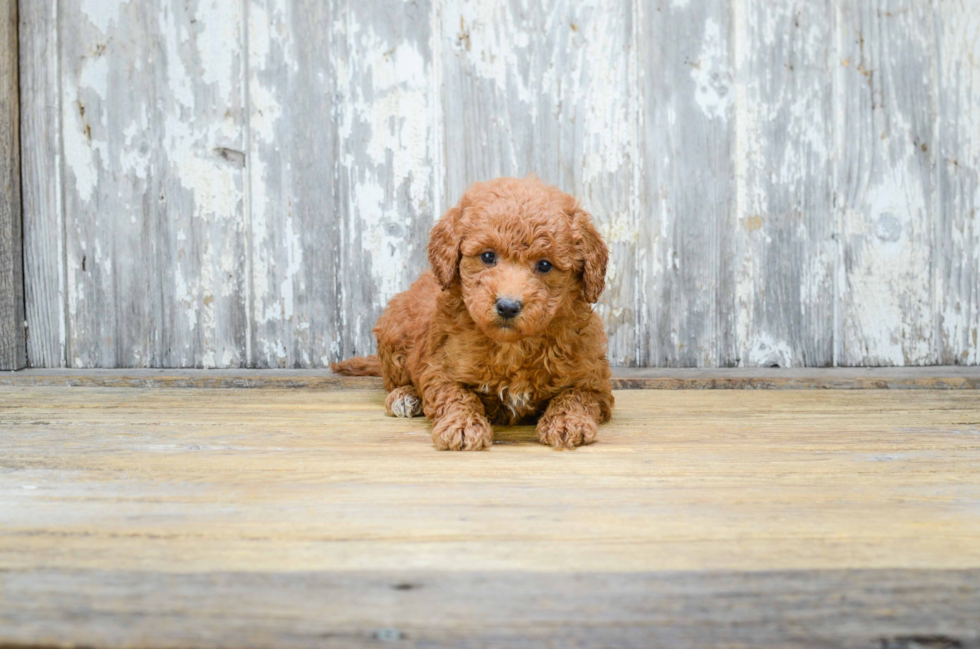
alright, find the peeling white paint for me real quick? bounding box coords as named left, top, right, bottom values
left=732, top=0, right=838, bottom=368
left=341, top=13, right=434, bottom=310
left=448, top=0, right=536, bottom=115
left=833, top=1, right=941, bottom=367
left=938, top=2, right=980, bottom=365
left=62, top=109, right=100, bottom=204
left=841, top=167, right=934, bottom=365
left=279, top=215, right=302, bottom=321
left=63, top=52, right=109, bottom=204
left=196, top=2, right=242, bottom=102
left=248, top=0, right=299, bottom=350
left=79, top=0, right=119, bottom=35
left=745, top=333, right=796, bottom=368
left=691, top=18, right=731, bottom=120
left=26, top=0, right=980, bottom=369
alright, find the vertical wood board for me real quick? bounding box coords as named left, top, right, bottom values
left=938, top=0, right=980, bottom=365
left=58, top=0, right=249, bottom=368
left=19, top=0, right=65, bottom=368
left=248, top=0, right=438, bottom=368
left=835, top=0, right=940, bottom=366
left=0, top=0, right=25, bottom=370
left=638, top=0, right=737, bottom=367
left=733, top=0, right=836, bottom=368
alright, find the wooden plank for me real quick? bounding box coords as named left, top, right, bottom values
left=2, top=568, right=978, bottom=648
left=18, top=0, right=65, bottom=368
left=331, top=0, right=438, bottom=364
left=637, top=0, right=737, bottom=367
left=247, top=0, right=438, bottom=368
left=835, top=0, right=940, bottom=366
left=0, top=388, right=978, bottom=574
left=0, top=0, right=24, bottom=370
left=938, top=1, right=980, bottom=365
left=439, top=0, right=637, bottom=365
left=245, top=0, right=340, bottom=368
left=1, top=367, right=980, bottom=390
left=733, top=0, right=835, bottom=368
left=57, top=1, right=249, bottom=368
left=0, top=387, right=979, bottom=646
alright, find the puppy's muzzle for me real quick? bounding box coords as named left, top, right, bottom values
left=495, top=297, right=522, bottom=320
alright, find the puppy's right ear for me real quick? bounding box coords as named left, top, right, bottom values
left=572, top=208, right=609, bottom=304
left=427, top=205, right=463, bottom=289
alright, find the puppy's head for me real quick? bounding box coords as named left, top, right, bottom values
left=427, top=176, right=608, bottom=343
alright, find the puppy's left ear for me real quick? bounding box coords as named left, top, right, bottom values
left=572, top=208, right=609, bottom=303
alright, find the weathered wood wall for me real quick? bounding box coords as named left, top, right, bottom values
left=1, top=0, right=24, bottom=370
left=17, top=0, right=980, bottom=368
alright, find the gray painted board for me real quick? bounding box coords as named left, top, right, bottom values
left=57, top=1, right=249, bottom=368
left=248, top=0, right=437, bottom=368
left=247, top=0, right=343, bottom=368
left=17, top=0, right=980, bottom=368
left=0, top=0, right=24, bottom=370
left=19, top=0, right=64, bottom=368
left=638, top=0, right=737, bottom=367
left=835, top=0, right=939, bottom=366
left=734, top=0, right=835, bottom=368
left=938, top=0, right=980, bottom=365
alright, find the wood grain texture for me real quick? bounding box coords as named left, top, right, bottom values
left=638, top=0, right=736, bottom=367
left=0, top=386, right=979, bottom=647
left=18, top=0, right=65, bottom=368
left=0, top=0, right=24, bottom=371
left=734, top=0, right=835, bottom=368
left=835, top=0, right=940, bottom=366
left=938, top=1, right=980, bottom=365
left=440, top=0, right=637, bottom=365
left=2, top=568, right=978, bottom=648
left=2, top=367, right=980, bottom=390
left=248, top=0, right=437, bottom=368
left=16, top=0, right=980, bottom=369
left=246, top=0, right=341, bottom=368
left=1, top=388, right=978, bottom=573
left=57, top=0, right=249, bottom=368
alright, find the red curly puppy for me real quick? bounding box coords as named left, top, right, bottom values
left=333, top=176, right=613, bottom=451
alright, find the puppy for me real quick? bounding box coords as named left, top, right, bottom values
left=333, top=176, right=614, bottom=451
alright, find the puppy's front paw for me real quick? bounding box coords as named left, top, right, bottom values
left=386, top=386, right=423, bottom=418
left=537, top=412, right=598, bottom=450
left=432, top=409, right=493, bottom=451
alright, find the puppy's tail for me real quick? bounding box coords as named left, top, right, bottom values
left=331, top=355, right=382, bottom=376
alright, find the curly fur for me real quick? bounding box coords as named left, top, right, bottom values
left=334, top=176, right=614, bottom=450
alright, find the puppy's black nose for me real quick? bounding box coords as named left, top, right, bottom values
left=495, top=297, right=522, bottom=320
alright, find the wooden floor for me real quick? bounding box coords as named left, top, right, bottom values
left=1, top=376, right=979, bottom=647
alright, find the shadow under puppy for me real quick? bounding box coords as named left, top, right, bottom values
left=333, top=176, right=614, bottom=450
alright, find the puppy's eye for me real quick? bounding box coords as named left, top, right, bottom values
left=480, top=251, right=496, bottom=265
left=536, top=260, right=553, bottom=273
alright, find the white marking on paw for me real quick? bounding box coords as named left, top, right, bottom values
left=391, top=393, right=422, bottom=418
